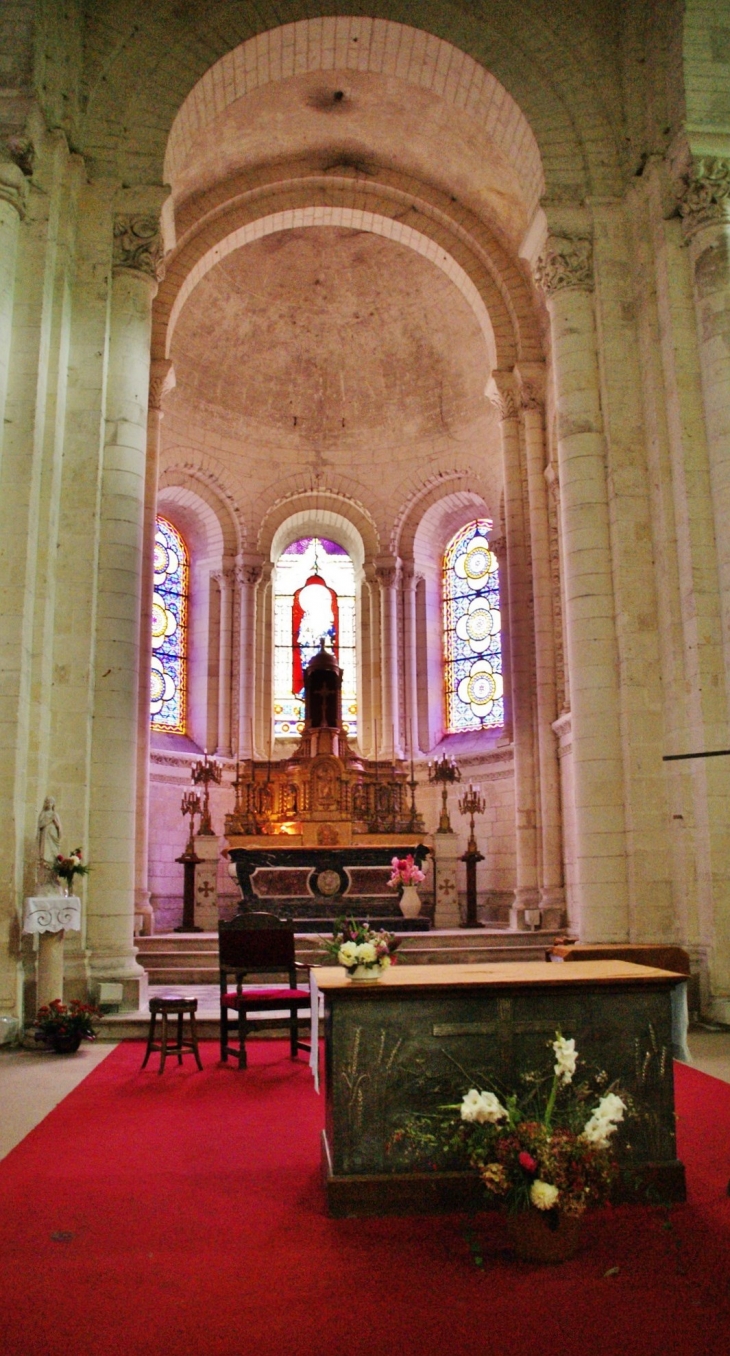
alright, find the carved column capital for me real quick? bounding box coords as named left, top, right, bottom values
left=148, top=359, right=176, bottom=411
left=534, top=232, right=594, bottom=295
left=235, top=555, right=264, bottom=589
left=676, top=156, right=730, bottom=240
left=486, top=370, right=520, bottom=421
left=514, top=362, right=546, bottom=411
left=0, top=159, right=28, bottom=218
left=489, top=534, right=507, bottom=563
left=400, top=561, right=423, bottom=590
left=375, top=556, right=400, bottom=590
left=113, top=214, right=165, bottom=282
left=212, top=567, right=235, bottom=591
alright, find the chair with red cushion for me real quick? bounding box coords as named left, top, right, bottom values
left=219, top=912, right=311, bottom=1069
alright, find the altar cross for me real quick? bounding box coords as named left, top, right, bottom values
left=432, top=997, right=556, bottom=1079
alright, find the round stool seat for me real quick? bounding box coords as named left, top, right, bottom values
left=142, top=995, right=203, bottom=1074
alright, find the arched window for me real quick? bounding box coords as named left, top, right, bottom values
left=443, top=519, right=503, bottom=732
left=273, top=537, right=357, bottom=740
left=151, top=516, right=189, bottom=733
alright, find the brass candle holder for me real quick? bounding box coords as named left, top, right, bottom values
left=458, top=782, right=486, bottom=928
left=191, top=750, right=222, bottom=836
left=427, top=752, right=461, bottom=833
left=180, top=790, right=201, bottom=855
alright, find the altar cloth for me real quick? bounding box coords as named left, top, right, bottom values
left=23, top=896, right=81, bottom=935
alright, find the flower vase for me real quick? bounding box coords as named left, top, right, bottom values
left=348, top=964, right=383, bottom=982
left=399, top=884, right=422, bottom=919
left=506, top=1209, right=582, bottom=1263
left=50, top=1032, right=82, bottom=1055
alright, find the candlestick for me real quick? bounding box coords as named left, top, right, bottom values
left=191, top=749, right=222, bottom=836
left=427, top=752, right=461, bottom=833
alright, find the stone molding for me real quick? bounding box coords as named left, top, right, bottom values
left=677, top=156, right=730, bottom=239
left=113, top=214, right=165, bottom=281
left=148, top=358, right=176, bottom=410
left=0, top=158, right=28, bottom=218
left=534, top=232, right=594, bottom=295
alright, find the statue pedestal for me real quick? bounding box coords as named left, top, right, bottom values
left=433, top=833, right=461, bottom=929
left=193, top=835, right=220, bottom=930
left=23, top=896, right=82, bottom=1009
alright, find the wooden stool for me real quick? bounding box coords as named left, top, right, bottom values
left=141, top=996, right=203, bottom=1074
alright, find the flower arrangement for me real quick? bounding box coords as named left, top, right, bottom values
left=320, top=916, right=400, bottom=976
left=387, top=855, right=426, bottom=890
left=52, top=848, right=90, bottom=891
left=391, top=1033, right=627, bottom=1222
left=34, top=998, right=102, bottom=1046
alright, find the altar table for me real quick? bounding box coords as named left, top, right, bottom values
left=315, top=960, right=686, bottom=1217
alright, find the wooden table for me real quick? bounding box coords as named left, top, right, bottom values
left=315, top=960, right=687, bottom=1217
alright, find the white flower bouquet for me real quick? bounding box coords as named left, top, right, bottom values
left=320, top=916, right=400, bottom=976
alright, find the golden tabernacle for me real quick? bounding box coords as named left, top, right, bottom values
left=225, top=644, right=431, bottom=928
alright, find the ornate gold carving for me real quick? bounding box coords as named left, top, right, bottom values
left=113, top=215, right=164, bottom=281
left=677, top=157, right=730, bottom=238
left=534, top=234, right=593, bottom=295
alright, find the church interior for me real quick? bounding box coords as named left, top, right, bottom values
left=2, top=3, right=730, bottom=1352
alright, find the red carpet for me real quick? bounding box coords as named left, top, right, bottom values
left=0, top=1045, right=728, bottom=1356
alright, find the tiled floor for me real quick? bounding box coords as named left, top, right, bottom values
left=2, top=1025, right=729, bottom=1164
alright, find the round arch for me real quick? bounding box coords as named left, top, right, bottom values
left=258, top=492, right=380, bottom=567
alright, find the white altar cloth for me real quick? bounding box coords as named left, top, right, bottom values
left=309, top=970, right=322, bottom=1092
left=23, top=895, right=81, bottom=935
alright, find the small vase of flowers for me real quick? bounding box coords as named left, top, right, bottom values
left=52, top=848, right=90, bottom=896
left=34, top=998, right=102, bottom=1054
left=321, top=916, right=400, bottom=981
left=388, top=854, right=426, bottom=919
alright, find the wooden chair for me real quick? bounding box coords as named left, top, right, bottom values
left=219, top=912, right=311, bottom=1069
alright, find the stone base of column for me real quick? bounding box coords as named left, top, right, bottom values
left=510, top=889, right=542, bottom=932
left=37, top=932, right=65, bottom=1008
left=88, top=951, right=148, bottom=1012
left=539, top=887, right=567, bottom=932
left=193, top=835, right=221, bottom=930
left=134, top=889, right=155, bottom=937
left=433, top=832, right=462, bottom=929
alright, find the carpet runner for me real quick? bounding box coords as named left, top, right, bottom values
left=0, top=1043, right=728, bottom=1356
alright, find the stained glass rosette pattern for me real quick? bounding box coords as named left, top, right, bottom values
left=443, top=520, right=503, bottom=732
left=273, top=537, right=357, bottom=741
left=150, top=517, right=188, bottom=732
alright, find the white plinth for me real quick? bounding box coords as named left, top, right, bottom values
left=432, top=832, right=462, bottom=929
left=23, top=896, right=81, bottom=1009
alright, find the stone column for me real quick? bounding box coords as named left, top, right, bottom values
left=678, top=157, right=730, bottom=691
left=0, top=160, right=26, bottom=466
left=516, top=364, right=565, bottom=927
left=86, top=213, right=164, bottom=1009
left=375, top=557, right=402, bottom=758
left=402, top=562, right=422, bottom=755
left=133, top=358, right=175, bottom=937
left=254, top=562, right=273, bottom=759
left=236, top=556, right=263, bottom=757
left=489, top=374, right=540, bottom=928
left=535, top=229, right=629, bottom=942
left=213, top=568, right=234, bottom=756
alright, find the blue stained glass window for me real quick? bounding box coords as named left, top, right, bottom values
left=150, top=516, right=188, bottom=733
left=443, top=519, right=503, bottom=732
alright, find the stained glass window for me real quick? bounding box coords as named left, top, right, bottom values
left=273, top=537, right=357, bottom=740
left=150, top=516, right=188, bottom=733
left=443, top=519, right=503, bottom=732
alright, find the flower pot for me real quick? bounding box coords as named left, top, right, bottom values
left=49, top=1032, right=82, bottom=1054
left=348, top=964, right=383, bottom=982
left=506, top=1209, right=582, bottom=1263
left=399, top=885, right=422, bottom=919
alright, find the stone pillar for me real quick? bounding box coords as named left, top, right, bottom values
left=0, top=161, right=26, bottom=465
left=402, top=562, right=422, bottom=755
left=535, top=228, right=629, bottom=942
left=236, top=556, right=263, bottom=757
left=516, top=364, right=565, bottom=927
left=489, top=374, right=540, bottom=928
left=86, top=213, right=164, bottom=1010
left=432, top=831, right=462, bottom=929
left=254, top=562, right=273, bottom=759
left=213, top=568, right=234, bottom=756
left=678, top=157, right=730, bottom=692
left=133, top=358, right=175, bottom=937
left=375, top=557, right=402, bottom=758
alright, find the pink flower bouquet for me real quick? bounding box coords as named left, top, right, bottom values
left=388, top=854, right=426, bottom=889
